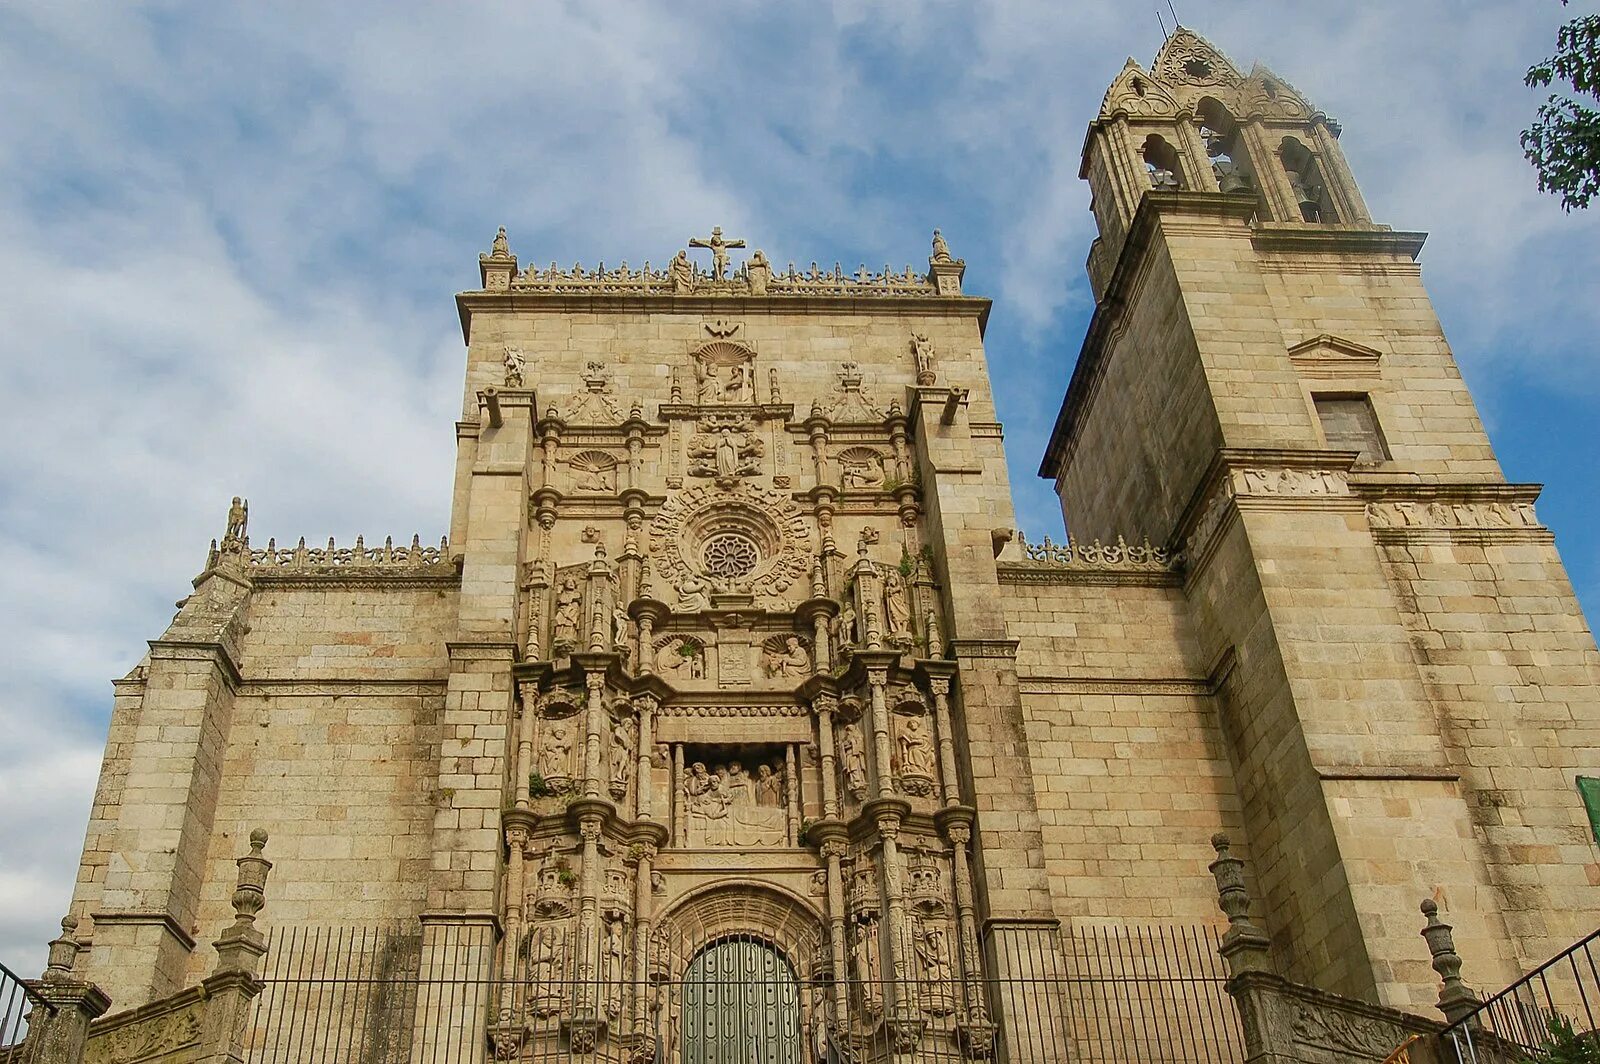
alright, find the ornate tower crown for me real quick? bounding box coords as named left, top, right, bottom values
left=1080, top=27, right=1373, bottom=298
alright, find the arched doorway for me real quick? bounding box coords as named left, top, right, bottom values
left=681, top=937, right=803, bottom=1064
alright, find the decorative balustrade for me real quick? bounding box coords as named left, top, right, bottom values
left=1014, top=531, right=1183, bottom=572
left=210, top=535, right=452, bottom=574
left=507, top=260, right=937, bottom=297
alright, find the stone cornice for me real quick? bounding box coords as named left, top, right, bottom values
left=1250, top=224, right=1427, bottom=259
left=997, top=563, right=1183, bottom=588
left=89, top=911, right=197, bottom=952
left=456, top=290, right=992, bottom=344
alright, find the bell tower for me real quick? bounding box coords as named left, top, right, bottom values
left=1043, top=28, right=1600, bottom=1010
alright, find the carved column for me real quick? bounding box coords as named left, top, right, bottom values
left=624, top=418, right=646, bottom=493
left=785, top=744, right=801, bottom=846
left=673, top=745, right=686, bottom=847
left=820, top=836, right=851, bottom=1027
left=814, top=695, right=839, bottom=820
left=538, top=416, right=562, bottom=491
left=500, top=821, right=532, bottom=1019
left=583, top=672, right=606, bottom=799
left=806, top=413, right=832, bottom=487
left=866, top=662, right=894, bottom=800
left=619, top=516, right=643, bottom=608
left=514, top=682, right=538, bottom=810
left=887, top=406, right=911, bottom=482
left=924, top=667, right=961, bottom=807
left=635, top=615, right=654, bottom=673
left=878, top=813, right=921, bottom=1046
left=573, top=816, right=604, bottom=1036
left=855, top=550, right=884, bottom=652
left=525, top=513, right=555, bottom=660
left=634, top=694, right=658, bottom=821
left=586, top=547, right=611, bottom=654
left=940, top=813, right=995, bottom=1053
left=631, top=843, right=658, bottom=1030
left=813, top=613, right=832, bottom=673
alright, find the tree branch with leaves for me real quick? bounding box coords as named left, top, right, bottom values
left=1524, top=4, right=1600, bottom=210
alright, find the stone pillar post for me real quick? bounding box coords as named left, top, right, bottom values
left=876, top=811, right=923, bottom=1050
left=784, top=744, right=801, bottom=846
left=569, top=813, right=605, bottom=1049
left=27, top=918, right=111, bottom=1064
left=1420, top=899, right=1479, bottom=1026
left=865, top=660, right=894, bottom=800
left=806, top=414, right=831, bottom=487
left=634, top=695, right=658, bottom=821
left=855, top=545, right=884, bottom=652
left=814, top=695, right=839, bottom=820
left=937, top=811, right=996, bottom=1057
left=673, top=745, right=686, bottom=848
left=582, top=671, right=606, bottom=799
left=630, top=844, right=658, bottom=1032
left=814, top=827, right=851, bottom=1031
left=198, top=831, right=273, bottom=1064
left=585, top=548, right=610, bottom=654
left=921, top=664, right=961, bottom=807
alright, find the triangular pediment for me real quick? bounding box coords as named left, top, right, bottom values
left=1288, top=334, right=1383, bottom=378
left=1241, top=63, right=1316, bottom=120
left=1098, top=58, right=1182, bottom=119
left=1151, top=27, right=1243, bottom=88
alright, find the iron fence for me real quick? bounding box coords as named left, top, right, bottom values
left=244, top=922, right=1244, bottom=1064
left=0, top=959, right=52, bottom=1064
left=1443, top=927, right=1600, bottom=1064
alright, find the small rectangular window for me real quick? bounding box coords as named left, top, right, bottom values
left=1314, top=394, right=1389, bottom=464
left=1578, top=776, right=1600, bottom=846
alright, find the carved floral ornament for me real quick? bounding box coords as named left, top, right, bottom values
left=1099, top=29, right=1313, bottom=122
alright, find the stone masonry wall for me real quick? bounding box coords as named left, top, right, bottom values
left=1000, top=573, right=1247, bottom=925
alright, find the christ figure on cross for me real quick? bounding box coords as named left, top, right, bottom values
left=688, top=226, right=746, bottom=280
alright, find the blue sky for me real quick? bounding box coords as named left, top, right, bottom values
left=0, top=2, right=1595, bottom=974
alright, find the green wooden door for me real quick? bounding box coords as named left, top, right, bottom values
left=681, top=939, right=801, bottom=1064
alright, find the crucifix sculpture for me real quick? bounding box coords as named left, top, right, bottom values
left=688, top=226, right=746, bottom=281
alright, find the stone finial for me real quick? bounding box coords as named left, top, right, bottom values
left=230, top=829, right=272, bottom=931
left=1209, top=833, right=1271, bottom=974
left=489, top=226, right=511, bottom=260
left=43, top=915, right=82, bottom=983
left=1421, top=898, right=1479, bottom=1025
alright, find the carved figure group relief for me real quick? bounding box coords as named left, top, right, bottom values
left=556, top=360, right=626, bottom=425
left=687, top=419, right=763, bottom=485
left=1367, top=499, right=1540, bottom=530
left=838, top=446, right=886, bottom=490
left=654, top=635, right=707, bottom=680
left=760, top=634, right=811, bottom=679
left=682, top=757, right=788, bottom=847
left=1235, top=466, right=1348, bottom=497
left=692, top=340, right=758, bottom=406
left=568, top=450, right=619, bottom=494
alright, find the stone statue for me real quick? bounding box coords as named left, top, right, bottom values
left=610, top=719, right=633, bottom=796
left=612, top=606, right=632, bottom=649
left=603, top=918, right=626, bottom=1016
left=842, top=455, right=884, bottom=489
left=915, top=922, right=955, bottom=991
left=835, top=601, right=858, bottom=648
left=911, top=332, right=936, bottom=384
left=725, top=762, right=754, bottom=806
left=676, top=578, right=711, bottom=613
left=715, top=428, right=739, bottom=478
left=882, top=570, right=913, bottom=642
left=552, top=580, right=582, bottom=651
left=748, top=248, right=771, bottom=295
left=656, top=638, right=703, bottom=678
left=689, top=226, right=746, bottom=280
left=490, top=226, right=510, bottom=257
left=840, top=724, right=868, bottom=798
left=224, top=496, right=248, bottom=544
left=724, top=363, right=750, bottom=403
left=755, top=763, right=782, bottom=806
left=763, top=635, right=810, bottom=678
left=931, top=229, right=952, bottom=263
left=669, top=249, right=694, bottom=293
left=695, top=360, right=721, bottom=403
left=527, top=924, right=564, bottom=1014
left=539, top=724, right=572, bottom=781
left=899, top=715, right=935, bottom=778
left=502, top=345, right=526, bottom=387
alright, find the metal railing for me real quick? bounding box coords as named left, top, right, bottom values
left=243, top=922, right=1244, bottom=1064
left=1443, top=928, right=1600, bottom=1064
left=0, top=959, right=53, bottom=1064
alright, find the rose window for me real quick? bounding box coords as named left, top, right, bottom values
left=702, top=532, right=760, bottom=580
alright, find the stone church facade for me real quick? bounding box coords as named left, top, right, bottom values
left=49, top=27, right=1600, bottom=1064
